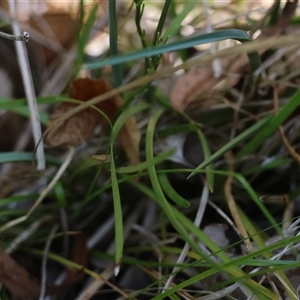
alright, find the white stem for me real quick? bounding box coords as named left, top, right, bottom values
left=8, top=0, right=45, bottom=170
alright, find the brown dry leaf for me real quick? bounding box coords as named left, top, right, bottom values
left=45, top=102, right=100, bottom=147
left=45, top=78, right=141, bottom=165
left=170, top=56, right=245, bottom=110
left=0, top=246, right=41, bottom=299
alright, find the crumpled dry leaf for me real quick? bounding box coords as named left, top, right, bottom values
left=45, top=103, right=100, bottom=147
left=45, top=78, right=141, bottom=165
left=170, top=56, right=245, bottom=110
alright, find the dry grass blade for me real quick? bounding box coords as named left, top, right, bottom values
left=224, top=152, right=253, bottom=252
left=75, top=265, right=131, bottom=300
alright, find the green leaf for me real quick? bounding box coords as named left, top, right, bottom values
left=85, top=29, right=253, bottom=70
left=158, top=173, right=190, bottom=208
left=188, top=116, right=271, bottom=178
left=237, top=89, right=300, bottom=157
left=109, top=0, right=123, bottom=87
left=0, top=152, right=60, bottom=165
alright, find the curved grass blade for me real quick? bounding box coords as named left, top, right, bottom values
left=145, top=108, right=220, bottom=263
left=158, top=173, right=190, bottom=208
left=116, top=148, right=175, bottom=174
left=109, top=103, right=149, bottom=266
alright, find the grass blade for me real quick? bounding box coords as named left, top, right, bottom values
left=188, top=116, right=271, bottom=178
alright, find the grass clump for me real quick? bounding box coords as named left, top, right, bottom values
left=1, top=1, right=300, bottom=299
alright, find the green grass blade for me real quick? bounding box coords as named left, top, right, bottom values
left=158, top=173, right=190, bottom=208
left=110, top=103, right=149, bottom=142
left=109, top=0, right=123, bottom=87
left=152, top=0, right=171, bottom=45
left=188, top=116, right=271, bottom=178
left=109, top=103, right=149, bottom=265
left=73, top=3, right=98, bottom=76
left=0, top=152, right=60, bottom=165
left=110, top=149, right=123, bottom=265
left=237, top=89, right=300, bottom=157
left=163, top=1, right=198, bottom=39
left=116, top=149, right=175, bottom=174
left=85, top=29, right=252, bottom=70
left=145, top=108, right=218, bottom=263
left=195, top=127, right=214, bottom=191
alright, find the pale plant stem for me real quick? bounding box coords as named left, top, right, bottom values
left=39, top=225, right=58, bottom=300
left=202, top=0, right=222, bottom=78
left=8, top=0, right=45, bottom=170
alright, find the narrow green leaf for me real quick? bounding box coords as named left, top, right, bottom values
left=188, top=116, right=271, bottom=178
left=73, top=3, right=98, bottom=76
left=109, top=0, right=123, bottom=87
left=158, top=173, right=190, bottom=208
left=0, top=152, right=60, bottom=165
left=110, top=103, right=149, bottom=142
left=163, top=1, right=198, bottom=39
left=110, top=148, right=123, bottom=265
left=85, top=29, right=252, bottom=70
left=117, top=149, right=175, bottom=174
left=237, top=89, right=300, bottom=157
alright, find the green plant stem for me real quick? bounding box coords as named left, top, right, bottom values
left=134, top=1, right=151, bottom=73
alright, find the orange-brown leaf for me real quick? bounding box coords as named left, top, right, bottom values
left=170, top=56, right=245, bottom=110
left=45, top=78, right=141, bottom=165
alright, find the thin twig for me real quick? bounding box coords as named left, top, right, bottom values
left=0, top=30, right=29, bottom=42
left=6, top=216, right=53, bottom=254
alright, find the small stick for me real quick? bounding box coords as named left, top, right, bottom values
left=0, top=30, right=29, bottom=42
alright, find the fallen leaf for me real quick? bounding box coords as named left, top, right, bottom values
left=170, top=56, right=244, bottom=110
left=45, top=78, right=141, bottom=165
left=0, top=246, right=41, bottom=299
left=45, top=103, right=100, bottom=147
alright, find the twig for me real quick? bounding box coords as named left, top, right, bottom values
left=8, top=0, right=45, bottom=170
left=0, top=30, right=29, bottom=42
